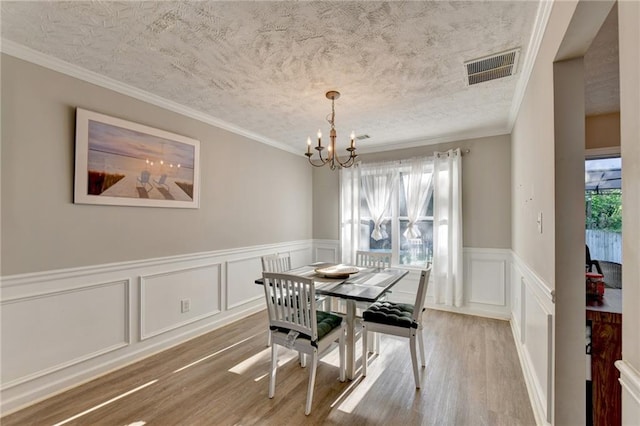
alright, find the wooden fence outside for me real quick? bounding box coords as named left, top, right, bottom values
left=586, top=229, right=622, bottom=263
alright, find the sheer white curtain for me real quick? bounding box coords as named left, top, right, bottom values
left=341, top=161, right=397, bottom=264
left=340, top=164, right=361, bottom=265
left=360, top=163, right=397, bottom=241
left=432, top=149, right=463, bottom=307
left=403, top=158, right=434, bottom=239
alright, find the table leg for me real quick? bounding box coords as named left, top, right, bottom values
left=346, top=299, right=356, bottom=380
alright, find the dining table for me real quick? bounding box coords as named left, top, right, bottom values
left=256, top=262, right=409, bottom=380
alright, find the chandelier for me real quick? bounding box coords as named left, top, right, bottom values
left=305, top=91, right=357, bottom=170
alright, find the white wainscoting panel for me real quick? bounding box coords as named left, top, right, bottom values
left=290, top=247, right=313, bottom=268
left=425, top=248, right=511, bottom=319
left=616, top=360, right=640, bottom=425
left=313, top=240, right=339, bottom=264
left=140, top=264, right=222, bottom=340
left=0, top=239, right=315, bottom=415
left=510, top=252, right=555, bottom=426
left=467, top=255, right=506, bottom=306
left=1, top=280, right=130, bottom=388
left=226, top=256, right=264, bottom=310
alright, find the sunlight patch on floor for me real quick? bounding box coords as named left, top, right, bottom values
left=334, top=353, right=385, bottom=414
left=172, top=333, right=260, bottom=373
left=228, top=347, right=271, bottom=375
left=52, top=380, right=158, bottom=426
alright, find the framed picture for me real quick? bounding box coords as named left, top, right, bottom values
left=74, top=108, right=200, bottom=208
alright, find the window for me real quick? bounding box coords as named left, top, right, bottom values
left=585, top=156, right=621, bottom=264
left=356, top=163, right=434, bottom=268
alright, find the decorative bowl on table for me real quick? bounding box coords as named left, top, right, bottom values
left=314, top=265, right=360, bottom=279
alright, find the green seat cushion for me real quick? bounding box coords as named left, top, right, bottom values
left=272, top=311, right=343, bottom=342
left=315, top=311, right=343, bottom=340
left=363, top=301, right=417, bottom=328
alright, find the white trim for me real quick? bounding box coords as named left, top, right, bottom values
left=0, top=240, right=313, bottom=288
left=585, top=146, right=621, bottom=158
left=512, top=251, right=555, bottom=304
left=353, top=128, right=510, bottom=154
left=0, top=40, right=298, bottom=156
left=616, top=360, right=640, bottom=406
left=2, top=38, right=531, bottom=157
left=508, top=0, right=554, bottom=130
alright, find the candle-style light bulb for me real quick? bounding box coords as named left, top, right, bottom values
left=350, top=131, right=355, bottom=148
left=307, top=137, right=311, bottom=154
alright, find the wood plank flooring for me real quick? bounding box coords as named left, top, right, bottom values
left=2, top=310, right=535, bottom=425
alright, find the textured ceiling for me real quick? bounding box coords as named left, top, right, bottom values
left=584, top=5, right=620, bottom=117
left=1, top=1, right=613, bottom=155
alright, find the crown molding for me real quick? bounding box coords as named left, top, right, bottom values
left=0, top=40, right=300, bottom=156
left=507, top=0, right=555, bottom=130
left=354, top=126, right=510, bottom=155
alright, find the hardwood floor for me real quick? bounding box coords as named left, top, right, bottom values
left=2, top=310, right=535, bottom=425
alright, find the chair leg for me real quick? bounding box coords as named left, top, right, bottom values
left=267, top=330, right=272, bottom=347
left=339, top=327, right=346, bottom=382
left=269, top=344, right=278, bottom=398
left=362, top=324, right=368, bottom=377
left=305, top=350, right=318, bottom=415
left=409, top=333, right=420, bottom=389
left=374, top=331, right=381, bottom=354
left=418, top=326, right=426, bottom=368
left=299, top=352, right=307, bottom=367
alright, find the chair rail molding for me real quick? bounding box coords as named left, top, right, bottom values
left=616, top=360, right=640, bottom=422
left=0, top=239, right=316, bottom=415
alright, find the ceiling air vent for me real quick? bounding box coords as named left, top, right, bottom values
left=355, top=134, right=370, bottom=140
left=464, top=48, right=520, bottom=86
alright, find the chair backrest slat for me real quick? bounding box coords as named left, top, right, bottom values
left=263, top=272, right=317, bottom=340
left=261, top=253, right=292, bottom=273
left=413, top=267, right=432, bottom=323
left=355, top=251, right=392, bottom=269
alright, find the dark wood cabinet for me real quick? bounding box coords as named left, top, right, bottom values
left=586, top=289, right=622, bottom=426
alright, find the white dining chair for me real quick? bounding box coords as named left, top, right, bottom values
left=355, top=250, right=392, bottom=269
left=261, top=253, right=292, bottom=347
left=262, top=272, right=346, bottom=415
left=361, top=267, right=431, bottom=388
left=353, top=251, right=392, bottom=352
left=261, top=252, right=292, bottom=274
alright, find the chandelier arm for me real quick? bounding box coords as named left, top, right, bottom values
left=307, top=157, right=329, bottom=167
left=334, top=150, right=357, bottom=168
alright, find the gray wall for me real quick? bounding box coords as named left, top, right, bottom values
left=312, top=134, right=512, bottom=249
left=1, top=55, right=313, bottom=275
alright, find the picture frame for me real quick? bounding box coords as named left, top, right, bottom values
left=74, top=108, right=200, bottom=208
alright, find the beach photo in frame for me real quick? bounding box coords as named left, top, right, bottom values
left=74, top=108, right=200, bottom=208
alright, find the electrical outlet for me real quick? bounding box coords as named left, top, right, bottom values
left=181, top=299, right=191, bottom=313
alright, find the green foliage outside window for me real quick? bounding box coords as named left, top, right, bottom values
left=585, top=189, right=622, bottom=232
